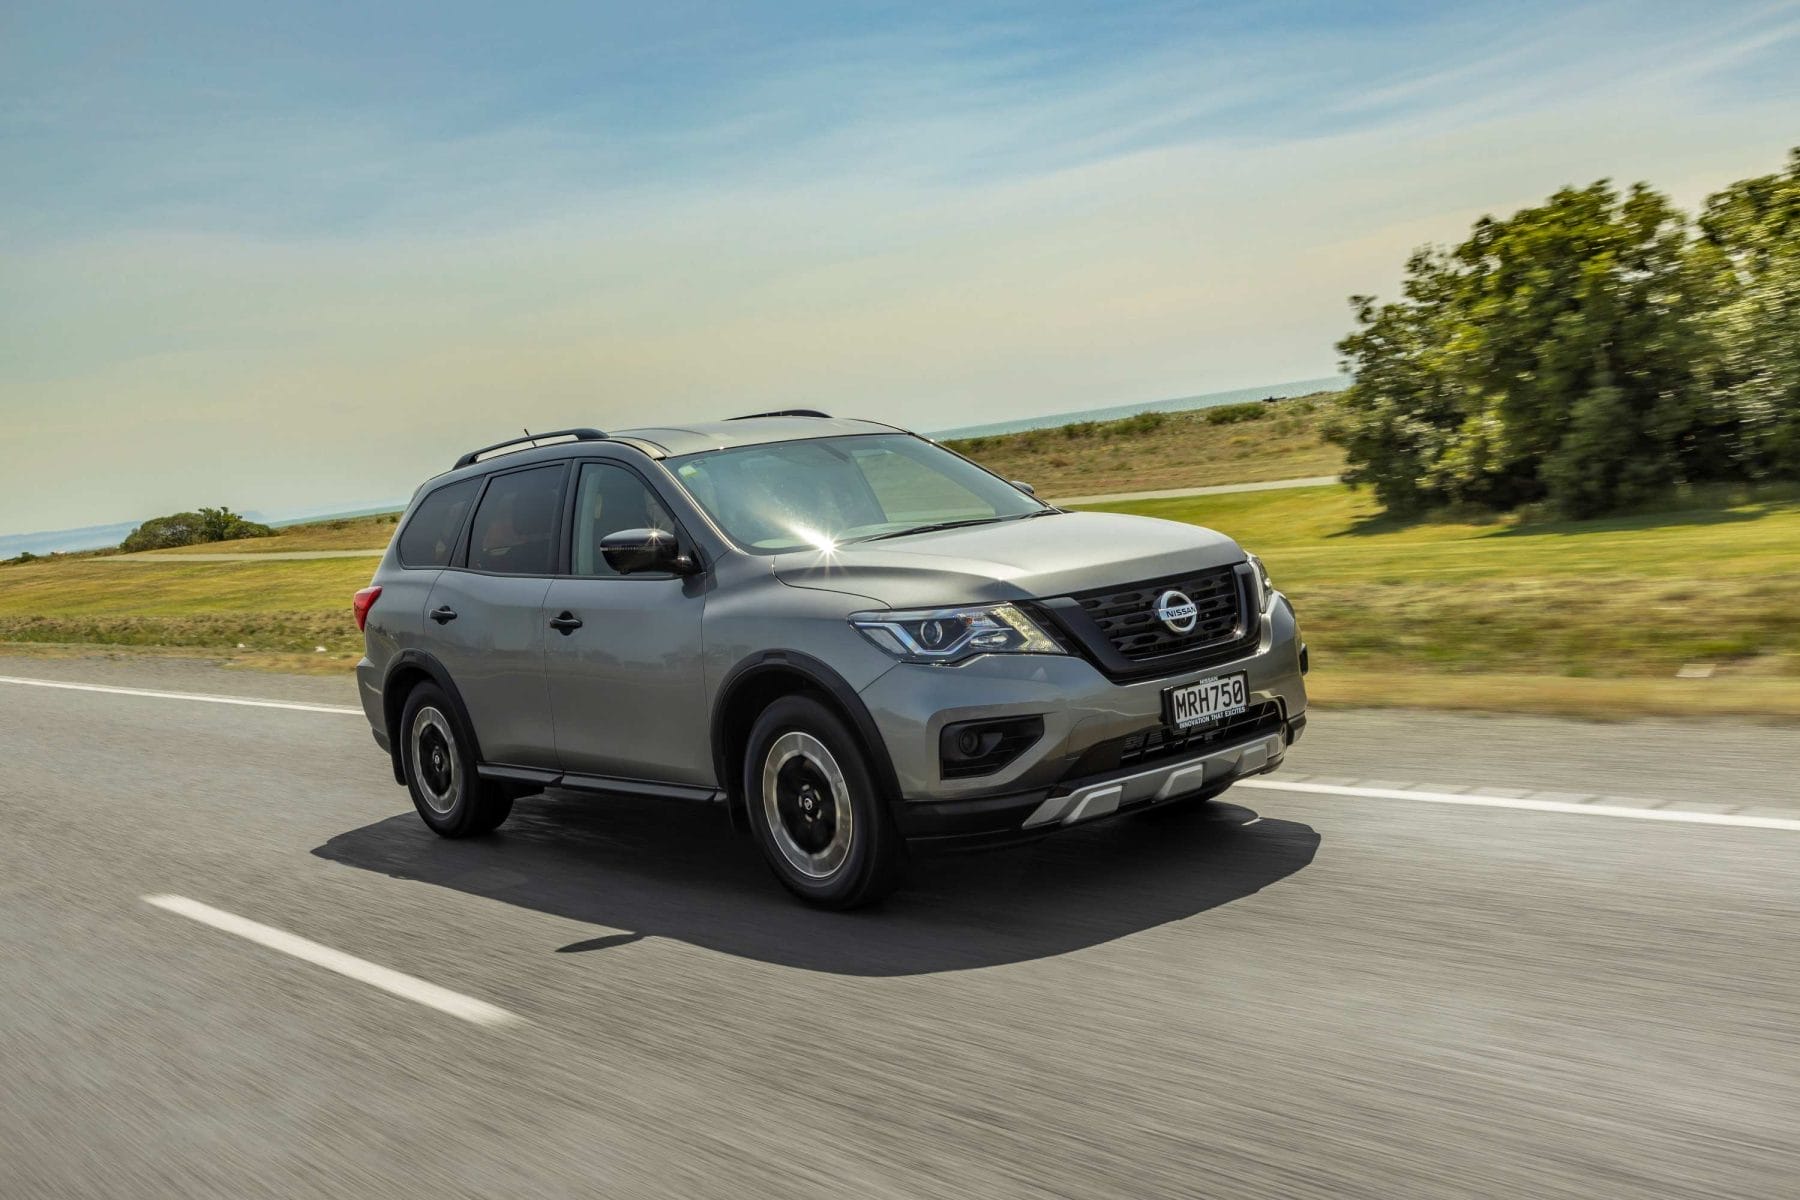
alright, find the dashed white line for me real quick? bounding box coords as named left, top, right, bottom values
left=0, top=675, right=359, bottom=715
left=143, top=895, right=520, bottom=1027
left=1237, top=779, right=1800, bottom=832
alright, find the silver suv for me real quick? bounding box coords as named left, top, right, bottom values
left=354, top=414, right=1309, bottom=907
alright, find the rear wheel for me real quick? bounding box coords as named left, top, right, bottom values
left=744, top=696, right=904, bottom=909
left=400, top=683, right=513, bottom=837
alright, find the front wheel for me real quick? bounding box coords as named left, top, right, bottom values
left=400, top=683, right=513, bottom=837
left=744, top=696, right=904, bottom=909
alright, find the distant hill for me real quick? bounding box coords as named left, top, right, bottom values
left=929, top=375, right=1350, bottom=440
left=6, top=375, right=1354, bottom=553
left=3, top=501, right=406, bottom=557
left=266, top=502, right=407, bottom=529
left=0, top=521, right=143, bottom=557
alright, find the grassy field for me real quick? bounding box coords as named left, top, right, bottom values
left=4, top=404, right=1798, bottom=716
left=1076, top=484, right=1800, bottom=715
left=0, top=512, right=400, bottom=668
left=944, top=394, right=1344, bottom=497
left=0, top=556, right=372, bottom=664
left=152, top=511, right=401, bottom=554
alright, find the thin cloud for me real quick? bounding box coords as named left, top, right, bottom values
left=2, top=0, right=1797, bottom=530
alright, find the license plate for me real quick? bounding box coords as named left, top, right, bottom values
left=1163, top=672, right=1249, bottom=729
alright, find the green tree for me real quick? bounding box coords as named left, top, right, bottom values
left=1691, top=148, right=1800, bottom=476
left=119, top=506, right=272, bottom=552
left=120, top=512, right=208, bottom=551
left=1331, top=179, right=1717, bottom=517
left=196, top=506, right=271, bottom=542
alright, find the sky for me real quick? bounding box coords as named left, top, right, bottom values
left=3, top=1, right=1797, bottom=534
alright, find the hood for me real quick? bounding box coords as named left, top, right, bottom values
left=772, top=510, right=1243, bottom=608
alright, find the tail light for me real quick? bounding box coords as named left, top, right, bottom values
left=353, top=585, right=383, bottom=631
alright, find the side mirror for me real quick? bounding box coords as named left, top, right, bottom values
left=600, top=528, right=697, bottom=576
left=1011, top=480, right=1035, bottom=496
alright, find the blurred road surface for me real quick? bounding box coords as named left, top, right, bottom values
left=2, top=656, right=1796, bottom=1199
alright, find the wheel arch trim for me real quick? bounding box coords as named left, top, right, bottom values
left=711, top=651, right=903, bottom=825
left=381, top=649, right=485, bottom=785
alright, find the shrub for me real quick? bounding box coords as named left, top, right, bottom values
left=1108, top=411, right=1169, bottom=436
left=1204, top=403, right=1268, bottom=426
left=120, top=506, right=273, bottom=552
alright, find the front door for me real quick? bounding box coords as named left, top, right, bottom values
left=422, top=461, right=567, bottom=768
left=543, top=461, right=710, bottom=786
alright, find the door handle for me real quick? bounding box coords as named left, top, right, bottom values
left=430, top=605, right=458, bottom=624
left=549, top=611, right=584, bottom=635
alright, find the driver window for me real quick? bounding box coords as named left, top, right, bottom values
left=573, top=462, right=677, bottom=576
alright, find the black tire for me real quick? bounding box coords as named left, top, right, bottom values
left=743, top=695, right=905, bottom=909
left=399, top=682, right=513, bottom=837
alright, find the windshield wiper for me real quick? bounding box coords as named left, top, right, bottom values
left=852, top=517, right=1008, bottom=543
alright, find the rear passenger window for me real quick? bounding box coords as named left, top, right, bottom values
left=397, top=479, right=480, bottom=568
left=466, top=465, right=566, bottom=575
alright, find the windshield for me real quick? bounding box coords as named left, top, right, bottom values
left=667, top=433, right=1048, bottom=553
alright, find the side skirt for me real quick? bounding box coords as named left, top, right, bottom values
left=477, top=763, right=725, bottom=804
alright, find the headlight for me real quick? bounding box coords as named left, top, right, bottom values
left=1245, top=552, right=1275, bottom=611
left=850, top=603, right=1063, bottom=664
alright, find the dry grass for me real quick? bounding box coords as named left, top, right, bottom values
left=945, top=394, right=1345, bottom=497
left=5, top=422, right=1798, bottom=717
left=1081, top=484, right=1800, bottom=682
left=1307, top=671, right=1800, bottom=721
left=0, top=556, right=372, bottom=658
left=152, top=511, right=402, bottom=554
left=0, top=641, right=360, bottom=675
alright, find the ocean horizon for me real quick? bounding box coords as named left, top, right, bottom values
left=928, top=375, right=1349, bottom=440
left=5, top=376, right=1352, bottom=553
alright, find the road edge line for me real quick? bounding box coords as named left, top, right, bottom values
left=1237, top=779, right=1800, bottom=832
left=0, top=675, right=360, bottom=715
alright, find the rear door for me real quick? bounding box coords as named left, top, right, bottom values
left=380, top=476, right=483, bottom=656
left=542, top=460, right=711, bottom=786
left=422, top=462, right=568, bottom=767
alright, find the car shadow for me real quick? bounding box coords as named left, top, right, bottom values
left=313, top=790, right=1319, bottom=977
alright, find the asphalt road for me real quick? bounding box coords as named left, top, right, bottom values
left=108, top=549, right=385, bottom=561
left=2, top=655, right=1797, bottom=1199
left=1051, top=475, right=1340, bottom=506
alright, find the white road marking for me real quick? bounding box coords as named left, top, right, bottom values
left=1238, top=779, right=1800, bottom=832
left=143, top=895, right=520, bottom=1027
left=0, top=675, right=359, bottom=715
left=9, top=673, right=1796, bottom=833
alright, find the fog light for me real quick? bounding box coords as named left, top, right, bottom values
left=940, top=716, right=1045, bottom=780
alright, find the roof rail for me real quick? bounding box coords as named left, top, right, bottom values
left=727, top=409, right=832, bottom=421
left=454, top=428, right=607, bottom=469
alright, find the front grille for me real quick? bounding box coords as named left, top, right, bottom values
left=1071, top=564, right=1244, bottom=663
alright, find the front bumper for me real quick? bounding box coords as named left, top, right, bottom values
left=861, top=593, right=1308, bottom=840
left=893, top=713, right=1304, bottom=845
left=355, top=657, right=388, bottom=749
